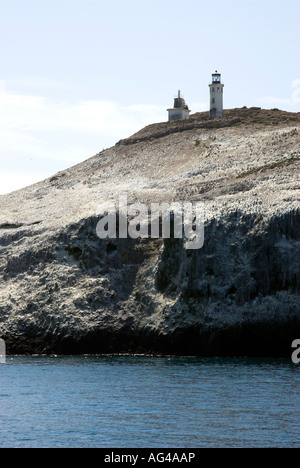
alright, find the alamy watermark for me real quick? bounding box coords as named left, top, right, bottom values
left=291, top=339, right=300, bottom=364
left=0, top=338, right=6, bottom=364
left=96, top=196, right=204, bottom=249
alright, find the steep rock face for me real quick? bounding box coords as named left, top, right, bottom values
left=151, top=209, right=299, bottom=355
left=0, top=108, right=299, bottom=356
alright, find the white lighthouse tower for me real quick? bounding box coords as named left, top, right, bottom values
left=209, top=71, right=224, bottom=117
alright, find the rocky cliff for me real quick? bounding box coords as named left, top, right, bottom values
left=0, top=107, right=299, bottom=356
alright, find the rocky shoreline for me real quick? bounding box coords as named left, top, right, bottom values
left=1, top=108, right=299, bottom=356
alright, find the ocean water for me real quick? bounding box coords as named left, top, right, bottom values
left=0, top=355, right=299, bottom=448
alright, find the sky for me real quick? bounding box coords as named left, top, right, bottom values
left=0, top=0, right=299, bottom=195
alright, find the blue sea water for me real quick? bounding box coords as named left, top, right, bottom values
left=0, top=355, right=299, bottom=448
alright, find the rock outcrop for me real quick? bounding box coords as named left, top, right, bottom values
left=0, top=108, right=299, bottom=356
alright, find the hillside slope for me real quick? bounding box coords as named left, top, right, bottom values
left=0, top=107, right=299, bottom=356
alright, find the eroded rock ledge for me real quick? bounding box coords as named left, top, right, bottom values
left=0, top=108, right=299, bottom=356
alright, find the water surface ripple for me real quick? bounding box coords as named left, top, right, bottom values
left=1, top=355, right=299, bottom=448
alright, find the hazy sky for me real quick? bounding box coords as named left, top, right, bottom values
left=0, top=0, right=299, bottom=194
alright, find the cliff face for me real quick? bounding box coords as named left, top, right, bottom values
left=0, top=108, right=299, bottom=356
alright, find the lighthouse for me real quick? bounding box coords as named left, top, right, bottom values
left=209, top=71, right=224, bottom=117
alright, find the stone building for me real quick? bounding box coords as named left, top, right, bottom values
left=167, top=90, right=190, bottom=121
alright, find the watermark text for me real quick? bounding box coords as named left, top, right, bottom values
left=96, top=196, right=204, bottom=249
left=0, top=338, right=6, bottom=364
left=291, top=339, right=300, bottom=364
